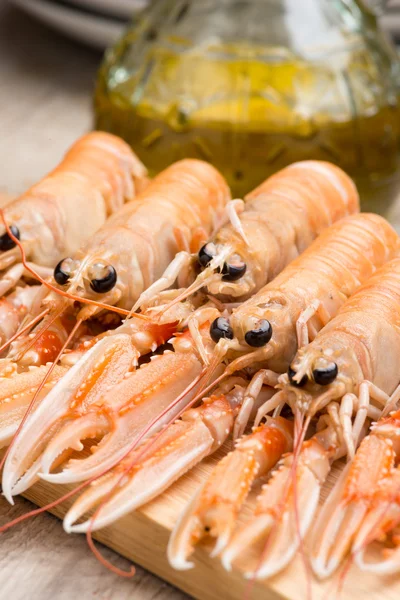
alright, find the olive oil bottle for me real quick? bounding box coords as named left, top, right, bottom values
left=95, top=0, right=400, bottom=212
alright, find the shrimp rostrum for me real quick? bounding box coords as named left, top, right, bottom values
left=192, top=213, right=399, bottom=441
left=0, top=131, right=148, bottom=296
left=226, top=257, right=400, bottom=580
left=132, top=160, right=359, bottom=313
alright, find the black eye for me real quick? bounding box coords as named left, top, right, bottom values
left=210, top=317, right=234, bottom=343
left=90, top=265, right=117, bottom=294
left=0, top=225, right=20, bottom=251
left=244, top=319, right=272, bottom=347
left=198, top=243, right=216, bottom=268
left=54, top=259, right=72, bottom=285
left=222, top=260, right=247, bottom=281
left=312, top=363, right=338, bottom=386
left=288, top=365, right=308, bottom=387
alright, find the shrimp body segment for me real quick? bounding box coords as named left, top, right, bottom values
left=248, top=257, right=400, bottom=580
left=0, top=132, right=148, bottom=295
left=203, top=213, right=399, bottom=440
left=144, top=160, right=359, bottom=312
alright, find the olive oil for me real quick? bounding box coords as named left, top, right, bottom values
left=95, top=3, right=400, bottom=211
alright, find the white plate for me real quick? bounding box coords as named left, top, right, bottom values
left=10, top=0, right=139, bottom=49
left=63, top=0, right=148, bottom=20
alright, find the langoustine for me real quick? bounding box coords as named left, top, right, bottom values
left=0, top=315, right=224, bottom=500
left=3, top=157, right=230, bottom=370
left=133, top=160, right=359, bottom=313
left=225, top=257, right=400, bottom=580
left=5, top=212, right=396, bottom=498
left=0, top=158, right=230, bottom=497
left=0, top=131, right=148, bottom=296
left=189, top=212, right=399, bottom=441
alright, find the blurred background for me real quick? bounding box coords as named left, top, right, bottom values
left=7, top=0, right=400, bottom=215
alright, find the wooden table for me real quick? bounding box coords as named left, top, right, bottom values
left=0, top=4, right=188, bottom=599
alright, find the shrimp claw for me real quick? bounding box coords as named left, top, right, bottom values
left=168, top=417, right=293, bottom=570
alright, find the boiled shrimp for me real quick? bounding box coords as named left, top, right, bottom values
left=246, top=257, right=400, bottom=580
left=132, top=160, right=359, bottom=313
left=0, top=131, right=148, bottom=295
left=1, top=315, right=224, bottom=500
left=186, top=213, right=399, bottom=442
left=1, top=157, right=230, bottom=371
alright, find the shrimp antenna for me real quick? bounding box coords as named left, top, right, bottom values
left=154, top=246, right=232, bottom=321
left=0, top=307, right=49, bottom=355
left=0, top=210, right=147, bottom=319
left=0, top=316, right=83, bottom=473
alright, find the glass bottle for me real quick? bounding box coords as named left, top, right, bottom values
left=95, top=0, right=400, bottom=212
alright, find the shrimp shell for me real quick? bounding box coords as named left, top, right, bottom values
left=229, top=212, right=400, bottom=374
left=0, top=132, right=148, bottom=294
left=44, top=158, right=231, bottom=318
left=205, top=160, right=359, bottom=299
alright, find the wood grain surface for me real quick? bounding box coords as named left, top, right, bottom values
left=21, top=446, right=400, bottom=600
left=0, top=5, right=187, bottom=600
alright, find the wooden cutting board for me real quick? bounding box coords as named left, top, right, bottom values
left=20, top=443, right=400, bottom=600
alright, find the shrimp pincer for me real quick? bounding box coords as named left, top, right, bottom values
left=248, top=257, right=400, bottom=580
left=221, top=409, right=343, bottom=578
left=62, top=383, right=246, bottom=535
left=136, top=160, right=359, bottom=312
left=350, top=412, right=400, bottom=575
left=193, top=213, right=399, bottom=440
left=1, top=317, right=222, bottom=500
left=0, top=132, right=148, bottom=296
left=0, top=363, right=67, bottom=449
left=168, top=416, right=294, bottom=570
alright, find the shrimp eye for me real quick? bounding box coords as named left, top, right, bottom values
left=198, top=243, right=216, bottom=268
left=54, top=258, right=74, bottom=285
left=312, top=362, right=338, bottom=386
left=222, top=259, right=247, bottom=281
left=210, top=317, right=234, bottom=343
left=0, top=225, right=20, bottom=251
left=244, top=319, right=272, bottom=347
left=89, top=264, right=117, bottom=294
left=288, top=365, right=308, bottom=387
